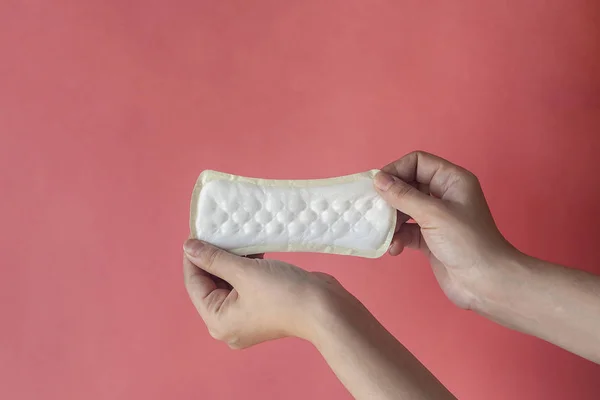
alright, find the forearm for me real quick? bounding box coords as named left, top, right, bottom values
left=309, top=299, right=456, bottom=400
left=474, top=252, right=600, bottom=363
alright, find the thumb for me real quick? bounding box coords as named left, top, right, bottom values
left=183, top=239, right=250, bottom=285
left=374, top=171, right=440, bottom=224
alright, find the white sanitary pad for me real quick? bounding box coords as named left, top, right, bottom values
left=189, top=170, right=396, bottom=258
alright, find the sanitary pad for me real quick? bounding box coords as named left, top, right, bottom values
left=189, top=170, right=396, bottom=258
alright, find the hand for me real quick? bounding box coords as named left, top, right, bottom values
left=182, top=240, right=459, bottom=399
left=374, top=151, right=517, bottom=310
left=182, top=239, right=356, bottom=349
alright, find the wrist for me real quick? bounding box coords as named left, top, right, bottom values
left=469, top=248, right=532, bottom=315
left=302, top=285, right=371, bottom=348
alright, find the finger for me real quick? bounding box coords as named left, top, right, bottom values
left=381, top=151, right=477, bottom=202
left=374, top=171, right=441, bottom=223
left=183, top=239, right=251, bottom=285
left=395, top=210, right=411, bottom=232
left=183, top=253, right=217, bottom=299
left=396, top=223, right=429, bottom=251
left=183, top=252, right=225, bottom=318
left=184, top=252, right=236, bottom=317
left=389, top=223, right=429, bottom=256
left=312, top=271, right=339, bottom=284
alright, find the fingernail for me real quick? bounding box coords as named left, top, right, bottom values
left=183, top=239, right=204, bottom=256
left=374, top=172, right=395, bottom=191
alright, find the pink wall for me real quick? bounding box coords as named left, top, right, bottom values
left=1, top=1, right=600, bottom=399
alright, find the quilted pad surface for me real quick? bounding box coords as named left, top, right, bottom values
left=190, top=170, right=396, bottom=258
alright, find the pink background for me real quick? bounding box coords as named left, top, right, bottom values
left=1, top=1, right=600, bottom=399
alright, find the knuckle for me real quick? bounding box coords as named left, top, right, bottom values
left=207, top=323, right=238, bottom=344
left=313, top=272, right=338, bottom=283
left=323, top=273, right=338, bottom=282
left=207, top=327, right=224, bottom=341
left=412, top=150, right=435, bottom=163
left=227, top=339, right=244, bottom=350
left=462, top=170, right=480, bottom=186
left=391, top=181, right=413, bottom=199
left=455, top=169, right=482, bottom=194
left=203, top=247, right=221, bottom=270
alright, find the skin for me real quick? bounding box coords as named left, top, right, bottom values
left=183, top=151, right=600, bottom=399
